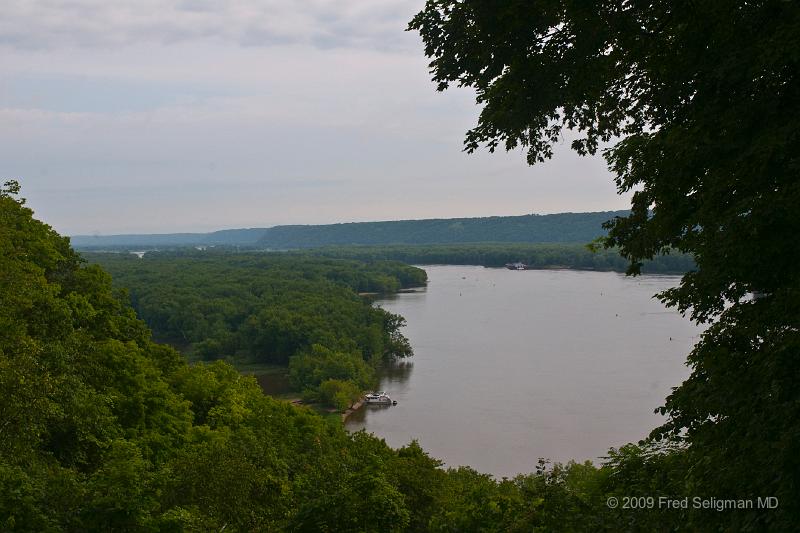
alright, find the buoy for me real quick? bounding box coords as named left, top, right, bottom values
left=392, top=401, right=397, bottom=405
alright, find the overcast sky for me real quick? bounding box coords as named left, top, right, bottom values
left=1, top=0, right=630, bottom=235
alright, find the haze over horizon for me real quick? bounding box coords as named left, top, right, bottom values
left=2, top=0, right=631, bottom=236
left=70, top=208, right=628, bottom=237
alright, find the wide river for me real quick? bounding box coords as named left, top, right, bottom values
left=345, top=265, right=702, bottom=478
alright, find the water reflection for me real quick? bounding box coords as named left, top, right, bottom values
left=380, top=358, right=414, bottom=384
left=256, top=372, right=292, bottom=396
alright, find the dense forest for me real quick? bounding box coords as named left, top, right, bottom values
left=3, top=0, right=796, bottom=529
left=310, top=243, right=694, bottom=274
left=6, top=8, right=796, bottom=524
left=3, top=181, right=790, bottom=531
left=70, top=210, right=627, bottom=249
left=0, top=182, right=700, bottom=532
left=86, top=251, right=426, bottom=408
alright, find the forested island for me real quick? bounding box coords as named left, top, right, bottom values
left=87, top=251, right=426, bottom=410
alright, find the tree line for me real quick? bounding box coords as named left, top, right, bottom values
left=1, top=182, right=752, bottom=531
left=309, top=242, right=694, bottom=274
left=86, top=250, right=426, bottom=407
left=254, top=211, right=628, bottom=248
left=70, top=210, right=629, bottom=249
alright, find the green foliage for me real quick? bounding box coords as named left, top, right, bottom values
left=0, top=188, right=427, bottom=531
left=312, top=242, right=694, bottom=274
left=5, top=187, right=455, bottom=531
left=317, top=379, right=364, bottom=411
left=6, top=184, right=663, bottom=532
left=84, top=251, right=419, bottom=408
left=87, top=251, right=422, bottom=368
left=411, top=1, right=800, bottom=529
left=654, top=291, right=800, bottom=531
left=289, top=344, right=375, bottom=406
left=388, top=441, right=446, bottom=531
left=6, top=174, right=790, bottom=530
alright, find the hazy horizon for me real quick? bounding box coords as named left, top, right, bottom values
left=67, top=207, right=628, bottom=237
left=3, top=1, right=631, bottom=235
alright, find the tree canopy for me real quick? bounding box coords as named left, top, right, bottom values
left=0, top=182, right=690, bottom=531
left=409, top=0, right=799, bottom=314
left=4, top=177, right=793, bottom=529
left=410, top=1, right=799, bottom=529
left=85, top=251, right=424, bottom=406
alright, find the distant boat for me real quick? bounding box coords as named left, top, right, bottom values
left=505, top=262, right=527, bottom=270
left=364, top=391, right=396, bottom=405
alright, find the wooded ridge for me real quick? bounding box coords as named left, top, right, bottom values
left=70, top=210, right=628, bottom=249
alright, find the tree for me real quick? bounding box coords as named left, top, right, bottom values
left=317, top=379, right=363, bottom=411
left=410, top=2, right=800, bottom=529
left=1, top=184, right=428, bottom=530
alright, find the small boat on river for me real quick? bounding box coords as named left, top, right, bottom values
left=364, top=391, right=396, bottom=405
left=505, top=262, right=528, bottom=270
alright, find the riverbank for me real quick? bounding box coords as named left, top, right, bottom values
left=341, top=398, right=365, bottom=423
left=309, top=242, right=694, bottom=275
left=273, top=397, right=366, bottom=426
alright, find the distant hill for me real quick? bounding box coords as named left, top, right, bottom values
left=70, top=211, right=628, bottom=249
left=70, top=228, right=269, bottom=248
left=256, top=211, right=627, bottom=248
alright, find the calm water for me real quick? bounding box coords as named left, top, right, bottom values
left=345, top=266, right=702, bottom=478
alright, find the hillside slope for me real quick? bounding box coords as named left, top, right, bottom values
left=256, top=211, right=627, bottom=248
left=71, top=210, right=628, bottom=249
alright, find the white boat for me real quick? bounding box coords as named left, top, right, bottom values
left=364, top=391, right=396, bottom=405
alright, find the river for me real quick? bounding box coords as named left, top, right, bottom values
left=345, top=265, right=702, bottom=478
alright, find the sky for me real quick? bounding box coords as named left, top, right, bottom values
left=1, top=0, right=631, bottom=236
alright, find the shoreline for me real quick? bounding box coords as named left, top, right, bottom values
left=277, top=396, right=365, bottom=424
left=341, top=398, right=365, bottom=423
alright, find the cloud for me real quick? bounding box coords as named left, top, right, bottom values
left=0, top=0, right=425, bottom=51
left=0, top=1, right=629, bottom=235
left=0, top=89, right=628, bottom=235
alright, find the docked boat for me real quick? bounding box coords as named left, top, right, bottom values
left=505, top=262, right=528, bottom=270
left=364, top=391, right=396, bottom=405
